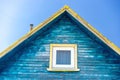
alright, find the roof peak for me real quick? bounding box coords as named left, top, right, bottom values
left=63, top=5, right=70, bottom=9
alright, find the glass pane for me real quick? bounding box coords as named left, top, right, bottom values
left=56, top=50, right=71, bottom=65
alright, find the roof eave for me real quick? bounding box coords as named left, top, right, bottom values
left=65, top=6, right=120, bottom=55
left=0, top=5, right=68, bottom=58
left=0, top=5, right=120, bottom=58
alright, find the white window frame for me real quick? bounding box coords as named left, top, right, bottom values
left=47, top=44, right=80, bottom=71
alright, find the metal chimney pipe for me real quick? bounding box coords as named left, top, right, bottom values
left=30, top=24, right=33, bottom=31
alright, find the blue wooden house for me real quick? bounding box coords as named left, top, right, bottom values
left=0, top=5, right=120, bottom=80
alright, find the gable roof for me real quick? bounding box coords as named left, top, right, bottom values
left=0, top=5, right=120, bottom=58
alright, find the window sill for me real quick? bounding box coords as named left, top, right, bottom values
left=47, top=68, right=80, bottom=72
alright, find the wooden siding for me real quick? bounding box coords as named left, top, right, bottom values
left=0, top=14, right=120, bottom=80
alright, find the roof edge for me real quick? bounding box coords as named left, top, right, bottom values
left=0, top=5, right=120, bottom=58
left=0, top=5, right=68, bottom=58
left=65, top=7, right=120, bottom=55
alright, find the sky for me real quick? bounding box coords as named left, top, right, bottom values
left=0, top=0, right=120, bottom=52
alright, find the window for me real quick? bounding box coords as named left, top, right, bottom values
left=56, top=50, right=71, bottom=65
left=47, top=44, right=79, bottom=71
